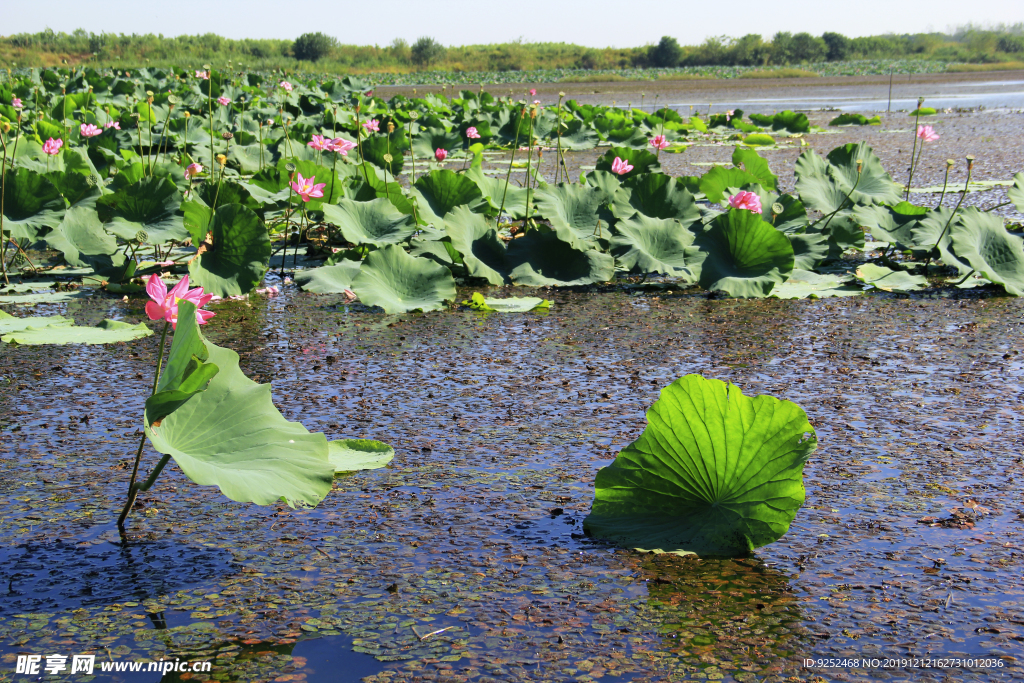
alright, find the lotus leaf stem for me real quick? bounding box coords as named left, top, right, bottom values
left=497, top=107, right=525, bottom=223
left=905, top=107, right=922, bottom=200
left=930, top=161, right=973, bottom=253
left=0, top=134, right=7, bottom=284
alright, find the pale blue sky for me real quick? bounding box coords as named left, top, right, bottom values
left=3, top=0, right=1021, bottom=47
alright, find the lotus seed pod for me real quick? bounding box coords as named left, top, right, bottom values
left=222, top=131, right=233, bottom=140
left=87, top=174, right=99, bottom=187
left=184, top=111, right=191, bottom=118
left=771, top=202, right=785, bottom=215
left=13, top=253, right=27, bottom=266
left=387, top=121, right=395, bottom=133
left=558, top=91, right=565, bottom=98
left=135, top=230, right=149, bottom=244
left=946, top=159, right=955, bottom=166
left=285, top=162, right=296, bottom=172
left=383, top=153, right=393, bottom=163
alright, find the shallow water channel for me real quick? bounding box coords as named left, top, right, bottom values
left=1, top=286, right=1023, bottom=682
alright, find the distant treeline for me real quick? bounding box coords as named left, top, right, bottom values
left=1, top=24, right=1023, bottom=72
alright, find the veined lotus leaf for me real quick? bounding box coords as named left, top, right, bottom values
left=351, top=244, right=456, bottom=313
left=772, top=110, right=810, bottom=133
left=102, top=176, right=187, bottom=244
left=699, top=166, right=759, bottom=204
left=780, top=227, right=829, bottom=272
left=507, top=226, right=614, bottom=286
left=412, top=126, right=462, bottom=160
left=823, top=211, right=866, bottom=255
left=695, top=209, right=795, bottom=298
left=911, top=207, right=971, bottom=273
left=1009, top=172, right=1024, bottom=214
left=2, top=168, right=66, bottom=242
left=583, top=171, right=634, bottom=220
left=227, top=142, right=268, bottom=175
left=412, top=169, right=486, bottom=226
left=609, top=214, right=700, bottom=279
left=323, top=198, right=418, bottom=247
left=742, top=134, right=775, bottom=147
left=732, top=147, right=777, bottom=192
left=744, top=185, right=808, bottom=234
left=187, top=204, right=271, bottom=297
left=146, top=301, right=334, bottom=508
left=195, top=180, right=263, bottom=214
left=621, top=174, right=701, bottom=226
left=46, top=169, right=100, bottom=210
left=555, top=119, right=600, bottom=151
left=294, top=259, right=361, bottom=294
left=462, top=292, right=551, bottom=312
left=465, top=167, right=530, bottom=220
left=144, top=302, right=219, bottom=426
left=950, top=208, right=1024, bottom=296
left=443, top=205, right=509, bottom=285
left=359, top=133, right=408, bottom=177
left=349, top=163, right=416, bottom=216
left=603, top=126, right=649, bottom=149
left=583, top=374, right=816, bottom=557
left=533, top=183, right=604, bottom=243
left=770, top=269, right=862, bottom=299
left=0, top=312, right=72, bottom=334
left=794, top=149, right=849, bottom=213
left=44, top=206, right=124, bottom=270
left=595, top=147, right=660, bottom=177
left=328, top=439, right=395, bottom=473
left=854, top=263, right=928, bottom=292
left=826, top=142, right=902, bottom=207
left=853, top=202, right=927, bottom=247
left=3, top=319, right=153, bottom=345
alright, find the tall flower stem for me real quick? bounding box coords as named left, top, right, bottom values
left=497, top=107, right=525, bottom=222
left=930, top=157, right=974, bottom=253
left=354, top=105, right=371, bottom=187
left=905, top=102, right=923, bottom=200
left=208, top=77, right=215, bottom=182
left=524, top=110, right=536, bottom=226
left=555, top=92, right=564, bottom=184
left=281, top=182, right=295, bottom=277
left=156, top=103, right=173, bottom=172
left=258, top=121, right=264, bottom=171
left=407, top=112, right=418, bottom=186
left=937, top=160, right=953, bottom=208
left=117, top=320, right=170, bottom=535
left=0, top=134, right=8, bottom=284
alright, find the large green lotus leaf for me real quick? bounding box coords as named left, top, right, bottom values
left=188, top=204, right=271, bottom=297
left=583, top=171, right=634, bottom=219
left=781, top=228, right=829, bottom=271
left=195, top=181, right=263, bottom=215
left=349, top=163, right=416, bottom=217
left=610, top=214, right=700, bottom=279
left=2, top=168, right=66, bottom=241
left=583, top=374, right=815, bottom=557
left=46, top=169, right=101, bottom=210
left=294, top=260, right=361, bottom=294
left=732, top=147, right=777, bottom=192
left=555, top=119, right=599, bottom=151
left=853, top=202, right=927, bottom=247
left=328, top=439, right=394, bottom=473
left=351, top=244, right=456, bottom=313
left=826, top=142, right=902, bottom=207
left=1009, top=172, right=1024, bottom=214
left=794, top=165, right=848, bottom=214
left=603, top=126, right=649, bottom=149
left=228, top=143, right=268, bottom=175
left=823, top=211, right=866, bottom=255
left=771, top=110, right=810, bottom=133
left=950, top=208, right=1024, bottom=296
left=412, top=169, right=486, bottom=226
left=533, top=183, right=604, bottom=243
left=412, top=127, right=462, bottom=161
left=770, top=269, right=862, bottom=299
left=464, top=167, right=530, bottom=220
left=699, top=166, right=759, bottom=204
left=622, top=174, right=701, bottom=226
left=443, top=205, right=509, bottom=285
left=507, top=226, right=614, bottom=286
left=695, top=209, right=795, bottom=298
left=359, top=133, right=408, bottom=177
left=323, top=198, right=417, bottom=247
left=3, top=319, right=152, bottom=345
left=44, top=206, right=124, bottom=270
left=144, top=302, right=219, bottom=426
left=910, top=207, right=971, bottom=273
left=854, top=263, right=928, bottom=292
left=744, top=185, right=808, bottom=234
left=595, top=147, right=661, bottom=177
left=462, top=292, right=551, bottom=312
left=146, top=302, right=334, bottom=508
left=103, top=176, right=187, bottom=243
left=0, top=312, right=72, bottom=334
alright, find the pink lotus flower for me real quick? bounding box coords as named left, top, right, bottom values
left=362, top=119, right=379, bottom=133
left=255, top=286, right=280, bottom=297
left=185, top=162, right=203, bottom=179
left=917, top=125, right=939, bottom=142
left=725, top=109, right=734, bottom=122
left=610, top=156, right=633, bottom=175
left=42, top=138, right=63, bottom=156
left=465, top=126, right=481, bottom=139
left=195, top=70, right=209, bottom=79
left=145, top=274, right=215, bottom=329
left=217, top=96, right=231, bottom=106
left=280, top=81, right=293, bottom=91
left=529, top=89, right=537, bottom=96
left=80, top=123, right=102, bottom=138
left=365, top=90, right=373, bottom=97
left=105, top=120, right=120, bottom=130
left=727, top=191, right=762, bottom=214
left=328, top=138, right=357, bottom=155
left=11, top=98, right=22, bottom=109
left=434, top=148, right=448, bottom=162
left=290, top=173, right=326, bottom=202
left=650, top=135, right=669, bottom=150
left=308, top=134, right=330, bottom=151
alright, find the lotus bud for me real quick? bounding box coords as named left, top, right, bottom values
left=285, top=162, right=296, bottom=173
left=558, top=91, right=565, bottom=98
left=856, top=159, right=863, bottom=174
left=135, top=230, right=149, bottom=244
left=383, top=153, right=393, bottom=163
left=1, top=122, right=9, bottom=134
left=966, top=155, right=974, bottom=171
left=216, top=154, right=227, bottom=166
left=917, top=96, right=925, bottom=107
left=387, top=121, right=395, bottom=134
left=183, top=111, right=191, bottom=118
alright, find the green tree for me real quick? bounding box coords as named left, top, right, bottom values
left=771, top=31, right=793, bottom=64
left=650, top=36, right=682, bottom=67
left=293, top=32, right=337, bottom=61
left=411, top=36, right=446, bottom=66
left=790, top=32, right=826, bottom=62
left=822, top=32, right=851, bottom=61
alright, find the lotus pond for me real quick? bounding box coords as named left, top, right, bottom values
left=1, top=69, right=1024, bottom=682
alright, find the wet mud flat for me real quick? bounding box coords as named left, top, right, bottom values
left=1, top=287, right=1024, bottom=682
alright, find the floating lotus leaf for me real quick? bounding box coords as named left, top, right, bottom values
left=443, top=205, right=509, bottom=285
left=294, top=260, right=361, bottom=294
left=699, top=166, right=759, bottom=204
left=351, top=244, right=457, bottom=313
left=3, top=319, right=153, bottom=345
left=0, top=311, right=72, bottom=334
left=621, top=174, right=701, bottom=225
left=950, top=208, right=1024, bottom=296
left=610, top=214, right=700, bottom=279
left=583, top=374, right=816, bottom=557
left=695, top=209, right=795, bottom=298
left=462, top=292, right=551, bottom=312
left=742, top=133, right=775, bottom=147
left=854, top=263, right=928, bottom=291
left=412, top=169, right=486, bottom=226
left=2, top=168, right=66, bottom=242
left=323, top=198, right=418, bottom=247
left=146, top=302, right=334, bottom=508
left=829, top=113, right=881, bottom=126
left=595, top=147, right=660, bottom=177
left=44, top=206, right=125, bottom=271
left=770, top=269, right=862, bottom=299
left=328, top=439, right=394, bottom=473
left=507, top=226, right=614, bottom=286
left=853, top=201, right=927, bottom=247
left=102, top=175, right=187, bottom=243
left=187, top=203, right=271, bottom=297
